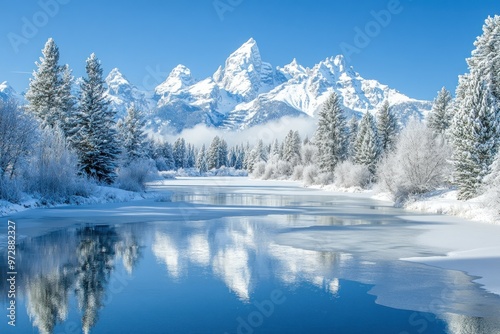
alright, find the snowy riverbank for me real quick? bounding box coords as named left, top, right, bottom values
left=0, top=185, right=168, bottom=217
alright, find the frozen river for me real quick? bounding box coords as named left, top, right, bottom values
left=1, top=177, right=499, bottom=333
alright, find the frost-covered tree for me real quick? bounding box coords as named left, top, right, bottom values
left=186, top=144, right=196, bottom=168
left=315, top=92, right=347, bottom=173
left=26, top=38, right=74, bottom=129
left=59, top=64, right=77, bottom=135
left=0, top=100, right=37, bottom=179
left=196, top=144, right=208, bottom=173
left=118, top=105, right=147, bottom=163
left=347, top=116, right=359, bottom=158
left=452, top=74, right=498, bottom=199
left=301, top=143, right=318, bottom=166
left=354, top=112, right=381, bottom=174
left=427, top=87, right=453, bottom=135
left=208, top=136, right=228, bottom=169
left=219, top=138, right=228, bottom=168
left=255, top=139, right=268, bottom=163
left=71, top=54, right=120, bottom=184
left=270, top=139, right=281, bottom=161
left=451, top=16, right=500, bottom=199
left=153, top=141, right=175, bottom=171
left=26, top=128, right=82, bottom=200
left=377, top=120, right=451, bottom=201
left=376, top=101, right=398, bottom=153
left=484, top=152, right=500, bottom=219
left=283, top=130, right=301, bottom=166
left=173, top=138, right=186, bottom=169
left=233, top=145, right=245, bottom=170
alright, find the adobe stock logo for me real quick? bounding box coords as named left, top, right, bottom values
left=7, top=0, right=71, bottom=54
left=225, top=289, right=287, bottom=334
left=213, top=0, right=244, bottom=21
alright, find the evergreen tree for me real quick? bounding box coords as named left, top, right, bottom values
left=59, top=64, right=77, bottom=135
left=234, top=145, right=245, bottom=170
left=451, top=16, right=500, bottom=199
left=26, top=38, right=74, bottom=129
left=186, top=144, right=196, bottom=168
left=376, top=100, right=398, bottom=153
left=164, top=143, right=175, bottom=170
left=71, top=54, right=120, bottom=184
left=347, top=116, right=359, bottom=159
left=271, top=139, right=281, bottom=161
left=283, top=130, right=301, bottom=165
left=452, top=74, right=497, bottom=199
left=354, top=112, right=381, bottom=174
left=242, top=142, right=251, bottom=170
left=118, top=105, right=147, bottom=163
left=173, top=138, right=186, bottom=169
left=208, top=136, right=222, bottom=170
left=196, top=144, right=208, bottom=173
left=315, top=92, right=348, bottom=173
left=255, top=139, right=267, bottom=163
left=427, top=87, right=453, bottom=135
left=219, top=138, right=228, bottom=167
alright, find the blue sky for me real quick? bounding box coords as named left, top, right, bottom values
left=1, top=0, right=499, bottom=100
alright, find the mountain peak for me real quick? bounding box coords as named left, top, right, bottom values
left=0, top=81, right=19, bottom=102
left=214, top=38, right=264, bottom=100
left=333, top=55, right=346, bottom=68
left=280, top=58, right=306, bottom=78
left=106, top=68, right=129, bottom=87
left=155, top=64, right=195, bottom=96
left=243, top=37, right=257, bottom=46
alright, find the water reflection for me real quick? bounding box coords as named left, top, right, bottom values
left=2, top=225, right=142, bottom=334
left=1, top=196, right=500, bottom=333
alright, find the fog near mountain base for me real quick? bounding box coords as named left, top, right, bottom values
left=159, top=116, right=317, bottom=146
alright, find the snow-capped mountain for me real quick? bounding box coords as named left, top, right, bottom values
left=105, top=68, right=155, bottom=118
left=4, top=38, right=431, bottom=132
left=149, top=38, right=431, bottom=132
left=0, top=81, right=21, bottom=103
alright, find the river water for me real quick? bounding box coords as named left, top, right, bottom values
left=1, top=177, right=499, bottom=334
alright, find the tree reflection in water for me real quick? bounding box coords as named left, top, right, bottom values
left=9, top=224, right=142, bottom=334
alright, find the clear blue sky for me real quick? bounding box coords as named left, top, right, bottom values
left=1, top=0, right=499, bottom=100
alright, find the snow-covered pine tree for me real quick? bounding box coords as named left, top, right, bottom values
left=59, top=64, right=76, bottom=135
left=376, top=100, right=398, bottom=153
left=452, top=74, right=497, bottom=199
left=227, top=148, right=235, bottom=168
left=119, top=104, right=147, bottom=163
left=451, top=16, right=500, bottom=200
left=26, top=38, right=74, bottom=129
left=354, top=112, right=381, bottom=174
left=71, top=53, right=120, bottom=184
left=173, top=138, right=186, bottom=169
left=242, top=142, right=251, bottom=170
left=196, top=144, right=208, bottom=173
left=315, top=92, right=347, bottom=173
left=270, top=139, right=281, bottom=162
left=208, top=136, right=221, bottom=170
left=219, top=138, right=228, bottom=168
left=163, top=142, right=175, bottom=170
left=347, top=116, right=359, bottom=159
left=255, top=139, right=267, bottom=163
left=234, top=145, right=245, bottom=170
left=283, top=130, right=301, bottom=166
left=427, top=87, right=453, bottom=135
left=186, top=144, right=196, bottom=168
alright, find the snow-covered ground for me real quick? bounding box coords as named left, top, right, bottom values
left=0, top=185, right=167, bottom=217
